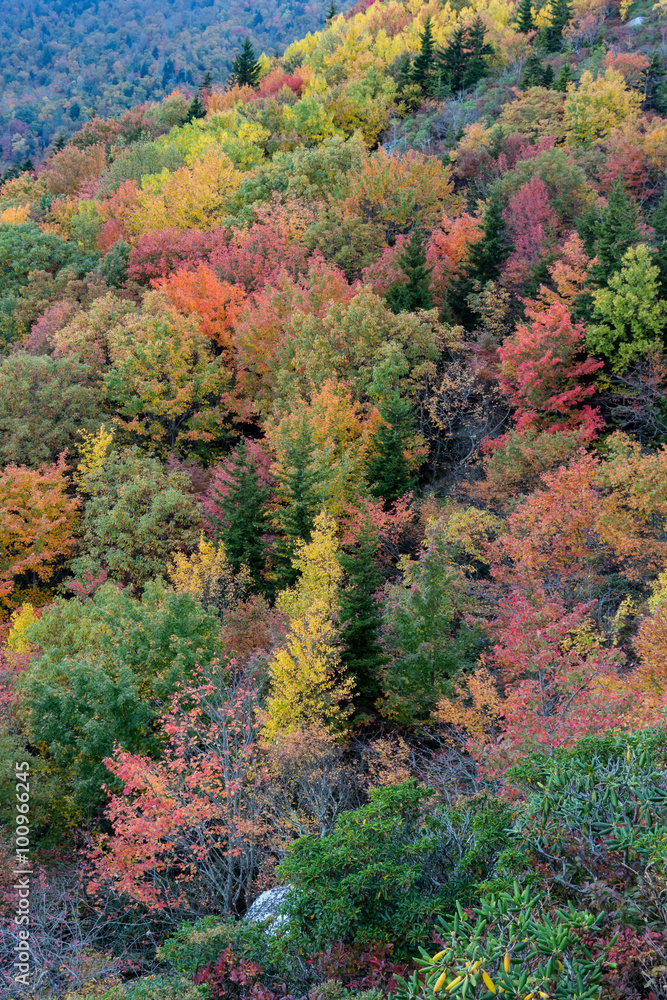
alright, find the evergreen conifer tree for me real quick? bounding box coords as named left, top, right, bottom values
left=463, top=17, right=494, bottom=89
left=543, top=64, right=555, bottom=87
left=338, top=520, right=386, bottom=718
left=229, top=38, right=261, bottom=89
left=516, top=0, right=535, bottom=32
left=185, top=91, right=206, bottom=122
left=467, top=193, right=510, bottom=284
left=544, top=0, right=572, bottom=51
left=439, top=25, right=467, bottom=92
left=523, top=53, right=547, bottom=87
left=411, top=16, right=435, bottom=93
left=211, top=441, right=269, bottom=590
left=555, top=59, right=575, bottom=92
left=589, top=175, right=641, bottom=286
left=450, top=192, right=511, bottom=326
left=272, top=416, right=323, bottom=588
left=651, top=188, right=667, bottom=297
left=326, top=0, right=338, bottom=20
left=439, top=19, right=493, bottom=92
left=366, top=393, right=418, bottom=508
left=395, top=52, right=414, bottom=91
left=386, top=229, right=433, bottom=314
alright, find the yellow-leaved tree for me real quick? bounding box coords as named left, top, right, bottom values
left=264, top=511, right=353, bottom=739
left=564, top=69, right=642, bottom=147
left=168, top=536, right=251, bottom=614
left=131, top=149, right=242, bottom=232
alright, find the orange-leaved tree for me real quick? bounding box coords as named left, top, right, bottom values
left=0, top=456, right=79, bottom=613
left=343, top=148, right=459, bottom=241
left=155, top=263, right=246, bottom=352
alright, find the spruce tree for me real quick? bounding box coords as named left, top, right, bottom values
left=439, top=19, right=492, bottom=93
left=395, top=52, right=414, bottom=91
left=229, top=37, right=261, bottom=89
left=185, top=91, right=206, bottom=123
left=543, top=64, right=555, bottom=87
left=326, top=0, right=338, bottom=20
left=462, top=17, right=494, bottom=89
left=555, top=59, right=575, bottom=92
left=411, top=16, right=435, bottom=93
left=450, top=192, right=511, bottom=326
left=439, top=25, right=467, bottom=92
left=651, top=187, right=667, bottom=297
left=211, top=440, right=269, bottom=590
left=522, top=53, right=547, bottom=87
left=589, top=175, right=641, bottom=287
left=516, top=0, right=535, bottom=32
left=271, top=416, right=323, bottom=588
left=338, top=519, right=386, bottom=718
left=386, top=229, right=433, bottom=314
left=200, top=70, right=212, bottom=92
left=467, top=193, right=510, bottom=284
left=544, top=0, right=572, bottom=51
left=366, top=393, right=418, bottom=508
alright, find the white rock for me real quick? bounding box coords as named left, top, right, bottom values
left=626, top=15, right=644, bottom=26
left=244, top=884, right=292, bottom=932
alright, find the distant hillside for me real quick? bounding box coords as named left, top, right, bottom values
left=0, top=0, right=352, bottom=168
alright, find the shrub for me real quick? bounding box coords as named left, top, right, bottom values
left=511, top=729, right=667, bottom=892
left=75, top=976, right=209, bottom=999
left=277, top=781, right=481, bottom=958
left=396, top=884, right=609, bottom=1000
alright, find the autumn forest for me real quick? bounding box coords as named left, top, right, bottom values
left=1, top=0, right=667, bottom=997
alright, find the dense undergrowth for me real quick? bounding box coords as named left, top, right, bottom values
left=1, top=1, right=667, bottom=997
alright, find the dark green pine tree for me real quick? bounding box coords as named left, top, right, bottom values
left=544, top=0, right=572, bottom=51
left=338, top=519, right=386, bottom=719
left=543, top=64, right=555, bottom=87
left=53, top=135, right=66, bottom=152
left=326, top=0, right=338, bottom=21
left=386, top=229, right=433, bottom=314
left=516, top=0, right=535, bottom=32
left=555, top=59, right=575, bottom=92
left=271, top=416, right=323, bottom=589
left=589, top=175, right=641, bottom=287
left=462, top=17, right=494, bottom=89
left=394, top=52, right=414, bottom=92
left=229, top=37, right=261, bottom=89
left=211, top=440, right=269, bottom=590
left=449, top=192, right=511, bottom=327
left=185, top=91, right=206, bottom=123
left=439, top=25, right=467, bottom=92
left=200, top=70, right=212, bottom=92
left=411, top=16, right=435, bottom=93
left=522, top=53, right=547, bottom=88
left=366, top=393, right=418, bottom=508
left=651, top=188, right=667, bottom=297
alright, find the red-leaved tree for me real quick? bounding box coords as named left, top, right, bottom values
left=88, top=664, right=269, bottom=916
left=502, top=176, right=559, bottom=291
left=496, top=301, right=603, bottom=438
left=126, top=227, right=229, bottom=283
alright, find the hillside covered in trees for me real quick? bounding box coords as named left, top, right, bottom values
left=1, top=1, right=667, bottom=998
left=0, top=0, right=354, bottom=169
